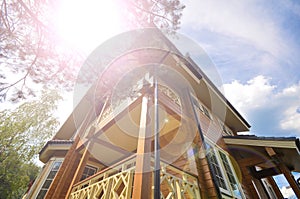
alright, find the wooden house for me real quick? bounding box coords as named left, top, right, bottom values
left=25, top=29, right=300, bottom=199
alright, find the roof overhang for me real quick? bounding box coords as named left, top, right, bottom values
left=224, top=136, right=300, bottom=171
left=39, top=140, right=74, bottom=163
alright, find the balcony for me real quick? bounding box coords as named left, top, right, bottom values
left=69, top=155, right=200, bottom=199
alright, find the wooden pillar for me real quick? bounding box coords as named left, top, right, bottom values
left=240, top=166, right=260, bottom=199
left=251, top=177, right=270, bottom=199
left=132, top=96, right=152, bottom=199
left=266, top=176, right=284, bottom=199
left=65, top=141, right=94, bottom=198
left=278, top=162, right=300, bottom=198
left=265, top=147, right=300, bottom=198
left=44, top=136, right=81, bottom=199
left=45, top=108, right=94, bottom=199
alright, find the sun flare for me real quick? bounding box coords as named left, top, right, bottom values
left=55, top=0, right=122, bottom=52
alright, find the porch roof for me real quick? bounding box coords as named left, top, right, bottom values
left=224, top=135, right=300, bottom=171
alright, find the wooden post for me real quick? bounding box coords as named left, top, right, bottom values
left=64, top=141, right=94, bottom=198
left=278, top=162, right=300, bottom=198
left=266, top=147, right=300, bottom=198
left=266, top=176, right=284, bottom=199
left=45, top=108, right=94, bottom=199
left=132, top=96, right=152, bottom=199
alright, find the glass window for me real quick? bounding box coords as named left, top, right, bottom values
left=201, top=105, right=211, bottom=119
left=191, top=95, right=212, bottom=120
left=219, top=151, right=243, bottom=198
left=36, top=160, right=62, bottom=199
left=218, top=119, right=233, bottom=136
left=80, top=165, right=97, bottom=181
left=206, top=144, right=228, bottom=190
left=206, top=141, right=244, bottom=198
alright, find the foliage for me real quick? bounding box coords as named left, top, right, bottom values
left=125, top=0, right=185, bottom=33
left=0, top=0, right=81, bottom=102
left=0, top=0, right=184, bottom=102
left=0, top=89, right=62, bottom=198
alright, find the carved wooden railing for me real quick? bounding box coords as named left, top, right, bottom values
left=70, top=155, right=136, bottom=199
left=69, top=155, right=200, bottom=199
left=159, top=161, right=201, bottom=199
left=158, top=85, right=181, bottom=106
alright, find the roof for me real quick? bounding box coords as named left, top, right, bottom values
left=53, top=28, right=251, bottom=140
left=224, top=135, right=300, bottom=150
left=39, top=140, right=74, bottom=163
left=224, top=135, right=300, bottom=171
left=161, top=31, right=251, bottom=131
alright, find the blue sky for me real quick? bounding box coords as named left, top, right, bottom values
left=179, top=0, right=300, bottom=138
left=177, top=2, right=300, bottom=195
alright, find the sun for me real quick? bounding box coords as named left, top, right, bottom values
left=55, top=0, right=123, bottom=52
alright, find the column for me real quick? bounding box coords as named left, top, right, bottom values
left=132, top=96, right=152, bottom=199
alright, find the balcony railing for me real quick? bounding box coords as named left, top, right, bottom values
left=69, top=155, right=200, bottom=199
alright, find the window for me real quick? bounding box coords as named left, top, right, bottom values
left=206, top=144, right=228, bottom=191
left=218, top=119, right=233, bottom=136
left=36, top=161, right=62, bottom=199
left=192, top=95, right=203, bottom=112
left=206, top=141, right=244, bottom=198
left=201, top=105, right=211, bottom=119
left=191, top=95, right=212, bottom=120
left=219, top=151, right=243, bottom=198
left=80, top=165, right=97, bottom=181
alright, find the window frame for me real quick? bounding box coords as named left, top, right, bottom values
left=218, top=119, right=234, bottom=136
left=36, top=158, right=63, bottom=199
left=191, top=94, right=212, bottom=120
left=205, top=139, right=244, bottom=198
left=80, top=164, right=98, bottom=181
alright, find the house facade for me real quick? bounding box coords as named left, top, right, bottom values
left=25, top=29, right=300, bottom=199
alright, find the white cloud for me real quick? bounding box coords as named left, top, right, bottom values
left=222, top=75, right=275, bottom=114
left=223, top=75, right=300, bottom=135
left=281, top=186, right=296, bottom=198
left=278, top=84, right=300, bottom=132
left=181, top=0, right=289, bottom=58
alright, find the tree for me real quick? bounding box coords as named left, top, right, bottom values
left=0, top=89, right=62, bottom=198
left=124, top=0, right=185, bottom=33
left=0, top=0, right=185, bottom=102
left=0, top=0, right=80, bottom=101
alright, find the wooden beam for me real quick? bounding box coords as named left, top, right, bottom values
left=265, top=147, right=276, bottom=156
left=74, top=95, right=144, bottom=152
left=65, top=141, right=93, bottom=198
left=278, top=162, right=300, bottom=198
left=93, top=138, right=131, bottom=155
left=45, top=108, right=94, bottom=199
left=92, top=96, right=143, bottom=139
left=132, top=96, right=152, bottom=199
left=238, top=156, right=268, bottom=167
left=249, top=167, right=281, bottom=179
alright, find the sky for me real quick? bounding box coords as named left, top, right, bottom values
left=179, top=0, right=300, bottom=138
left=177, top=2, right=300, bottom=195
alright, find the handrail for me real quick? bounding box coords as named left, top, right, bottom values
left=72, top=154, right=136, bottom=187
left=70, top=155, right=201, bottom=199
left=72, top=154, right=199, bottom=189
